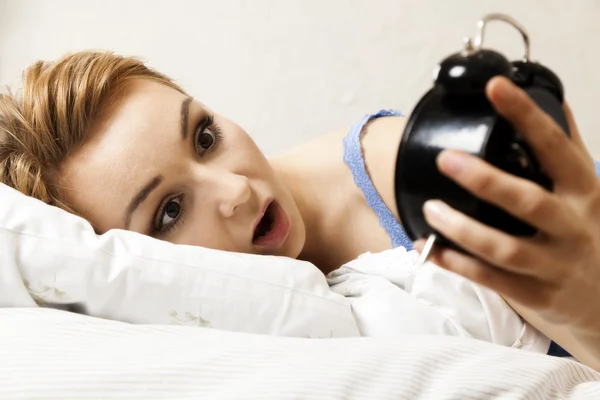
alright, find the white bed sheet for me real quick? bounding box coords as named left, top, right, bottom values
left=1, top=308, right=599, bottom=399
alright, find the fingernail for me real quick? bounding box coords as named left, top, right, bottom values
left=424, top=199, right=454, bottom=224
left=438, top=150, right=466, bottom=175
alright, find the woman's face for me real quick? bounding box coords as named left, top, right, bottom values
left=60, top=78, right=305, bottom=258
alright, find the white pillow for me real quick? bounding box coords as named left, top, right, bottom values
left=0, top=183, right=359, bottom=338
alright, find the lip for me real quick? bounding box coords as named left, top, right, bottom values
left=252, top=198, right=273, bottom=236
left=252, top=199, right=290, bottom=251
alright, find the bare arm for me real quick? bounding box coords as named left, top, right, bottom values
left=412, top=77, right=600, bottom=372
left=352, top=107, right=600, bottom=371
left=507, top=300, right=600, bottom=370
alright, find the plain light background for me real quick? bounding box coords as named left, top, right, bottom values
left=1, top=0, right=599, bottom=156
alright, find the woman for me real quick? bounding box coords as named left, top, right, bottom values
left=2, top=51, right=600, bottom=370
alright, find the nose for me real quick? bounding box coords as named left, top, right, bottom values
left=216, top=172, right=251, bottom=218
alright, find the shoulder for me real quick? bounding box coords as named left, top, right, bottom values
left=271, top=113, right=407, bottom=219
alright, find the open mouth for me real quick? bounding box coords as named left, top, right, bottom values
left=253, top=201, right=276, bottom=242
left=252, top=202, right=275, bottom=242
left=251, top=200, right=290, bottom=249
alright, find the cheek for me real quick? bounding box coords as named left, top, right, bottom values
left=226, top=131, right=271, bottom=175
left=174, top=219, right=235, bottom=251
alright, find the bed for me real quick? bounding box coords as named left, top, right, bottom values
left=1, top=307, right=599, bottom=399
left=2, top=179, right=600, bottom=399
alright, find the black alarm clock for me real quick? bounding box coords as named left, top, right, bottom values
left=394, top=14, right=570, bottom=261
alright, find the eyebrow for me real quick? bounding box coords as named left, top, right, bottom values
left=180, top=96, right=193, bottom=139
left=124, top=175, right=163, bottom=230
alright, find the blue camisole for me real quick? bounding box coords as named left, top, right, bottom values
left=342, top=109, right=599, bottom=358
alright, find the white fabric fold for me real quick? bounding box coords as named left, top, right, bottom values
left=328, top=247, right=551, bottom=354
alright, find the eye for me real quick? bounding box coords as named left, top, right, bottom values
left=193, top=114, right=222, bottom=157
left=197, top=127, right=216, bottom=153
left=156, top=195, right=184, bottom=233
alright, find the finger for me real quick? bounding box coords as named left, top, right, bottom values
left=563, top=102, right=594, bottom=164
left=437, top=149, right=578, bottom=237
left=563, top=103, right=585, bottom=151
left=413, top=239, right=426, bottom=252
left=426, top=245, right=556, bottom=310
left=486, top=76, right=596, bottom=192
left=422, top=199, right=554, bottom=279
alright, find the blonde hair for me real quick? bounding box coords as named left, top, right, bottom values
left=0, top=50, right=185, bottom=212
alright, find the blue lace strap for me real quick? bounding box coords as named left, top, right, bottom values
left=342, top=109, right=413, bottom=250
